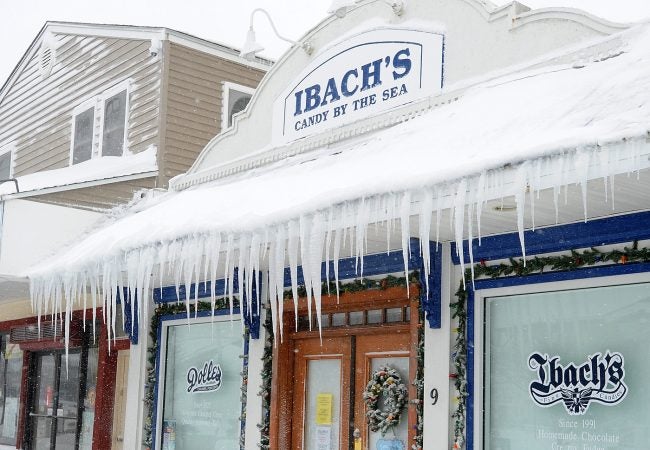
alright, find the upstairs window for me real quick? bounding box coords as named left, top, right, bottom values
left=0, top=149, right=12, bottom=180
left=70, top=81, right=130, bottom=165
left=222, top=82, right=254, bottom=130
left=101, top=89, right=128, bottom=157
left=72, top=105, right=95, bottom=164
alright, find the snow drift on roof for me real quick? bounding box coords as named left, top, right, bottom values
left=27, top=23, right=650, bottom=346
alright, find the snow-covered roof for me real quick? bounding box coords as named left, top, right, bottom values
left=0, top=145, right=158, bottom=197
left=27, top=21, right=650, bottom=340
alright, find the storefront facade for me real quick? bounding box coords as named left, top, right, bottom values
left=23, top=1, right=650, bottom=449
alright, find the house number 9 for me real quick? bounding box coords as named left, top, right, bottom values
left=430, top=388, right=439, bottom=405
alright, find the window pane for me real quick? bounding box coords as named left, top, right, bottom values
left=228, top=90, right=251, bottom=127
left=79, top=346, right=99, bottom=449
left=304, top=359, right=341, bottom=450
left=0, top=337, right=22, bottom=445
left=55, top=352, right=80, bottom=449
left=0, top=153, right=10, bottom=179
left=162, top=321, right=244, bottom=449
left=102, top=90, right=127, bottom=157
left=485, top=284, right=650, bottom=449
left=73, top=107, right=94, bottom=164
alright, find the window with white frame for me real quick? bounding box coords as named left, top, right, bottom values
left=70, top=81, right=130, bottom=165
left=222, top=82, right=254, bottom=130
left=0, top=149, right=12, bottom=180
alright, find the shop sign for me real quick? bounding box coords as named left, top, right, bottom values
left=528, top=351, right=627, bottom=415
left=186, top=359, right=223, bottom=393
left=273, top=27, right=444, bottom=145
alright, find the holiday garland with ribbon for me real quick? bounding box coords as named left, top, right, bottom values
left=449, top=241, right=650, bottom=449
left=364, top=366, right=409, bottom=435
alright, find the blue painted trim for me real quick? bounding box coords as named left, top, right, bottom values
left=151, top=308, right=243, bottom=450
left=466, top=256, right=650, bottom=448
left=152, top=269, right=260, bottom=338
left=281, top=247, right=422, bottom=288
left=117, top=288, right=138, bottom=345
left=451, top=211, right=650, bottom=265
left=416, top=240, right=442, bottom=328
left=466, top=288, right=475, bottom=450
left=154, top=277, right=230, bottom=303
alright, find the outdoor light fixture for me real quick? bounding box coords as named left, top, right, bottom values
left=240, top=8, right=313, bottom=61
left=328, top=0, right=406, bottom=18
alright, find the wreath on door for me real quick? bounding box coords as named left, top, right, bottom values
left=363, top=366, right=409, bottom=435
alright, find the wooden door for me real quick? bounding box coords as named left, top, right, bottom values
left=290, top=331, right=411, bottom=450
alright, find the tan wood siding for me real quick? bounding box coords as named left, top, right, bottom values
left=160, top=43, right=265, bottom=184
left=30, top=177, right=158, bottom=211
left=0, top=34, right=163, bottom=179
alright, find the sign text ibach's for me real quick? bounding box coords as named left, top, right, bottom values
left=274, top=28, right=444, bottom=144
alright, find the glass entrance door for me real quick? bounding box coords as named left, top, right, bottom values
left=28, top=351, right=83, bottom=450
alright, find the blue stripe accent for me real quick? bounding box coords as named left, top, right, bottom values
left=466, top=288, right=475, bottom=450
left=451, top=211, right=650, bottom=265
left=151, top=307, right=243, bottom=450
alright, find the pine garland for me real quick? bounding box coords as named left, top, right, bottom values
left=257, top=307, right=274, bottom=449
left=411, top=298, right=425, bottom=450
left=450, top=241, right=650, bottom=449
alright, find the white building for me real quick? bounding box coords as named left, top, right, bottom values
left=21, top=1, right=650, bottom=449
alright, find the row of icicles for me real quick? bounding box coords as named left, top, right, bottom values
left=29, top=137, right=645, bottom=355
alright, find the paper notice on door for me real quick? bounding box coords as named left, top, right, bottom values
left=315, top=426, right=332, bottom=450
left=315, top=393, right=333, bottom=425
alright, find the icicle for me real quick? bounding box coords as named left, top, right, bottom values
left=418, top=188, right=433, bottom=296
left=324, top=208, right=333, bottom=294
left=333, top=217, right=342, bottom=302
left=575, top=148, right=591, bottom=222
left=453, top=179, right=468, bottom=285
left=309, top=211, right=327, bottom=338
left=399, top=191, right=411, bottom=295
left=435, top=186, right=443, bottom=246
left=274, top=225, right=287, bottom=341
left=287, top=220, right=300, bottom=329
left=209, top=233, right=221, bottom=317
left=514, top=162, right=529, bottom=262
left=224, top=234, right=234, bottom=316
left=299, top=215, right=313, bottom=330
left=475, top=172, right=486, bottom=245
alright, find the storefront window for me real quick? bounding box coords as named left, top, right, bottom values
left=161, top=319, right=245, bottom=449
left=0, top=334, right=22, bottom=445
left=484, top=283, right=650, bottom=450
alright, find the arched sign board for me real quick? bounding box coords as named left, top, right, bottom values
left=273, top=27, right=445, bottom=145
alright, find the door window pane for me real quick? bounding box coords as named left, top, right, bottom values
left=55, top=352, right=80, bottom=449
left=102, top=90, right=127, bottom=157
left=161, top=321, right=244, bottom=449
left=368, top=357, right=409, bottom=449
left=0, top=337, right=22, bottom=444
left=304, top=359, right=342, bottom=450
left=485, top=283, right=650, bottom=449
